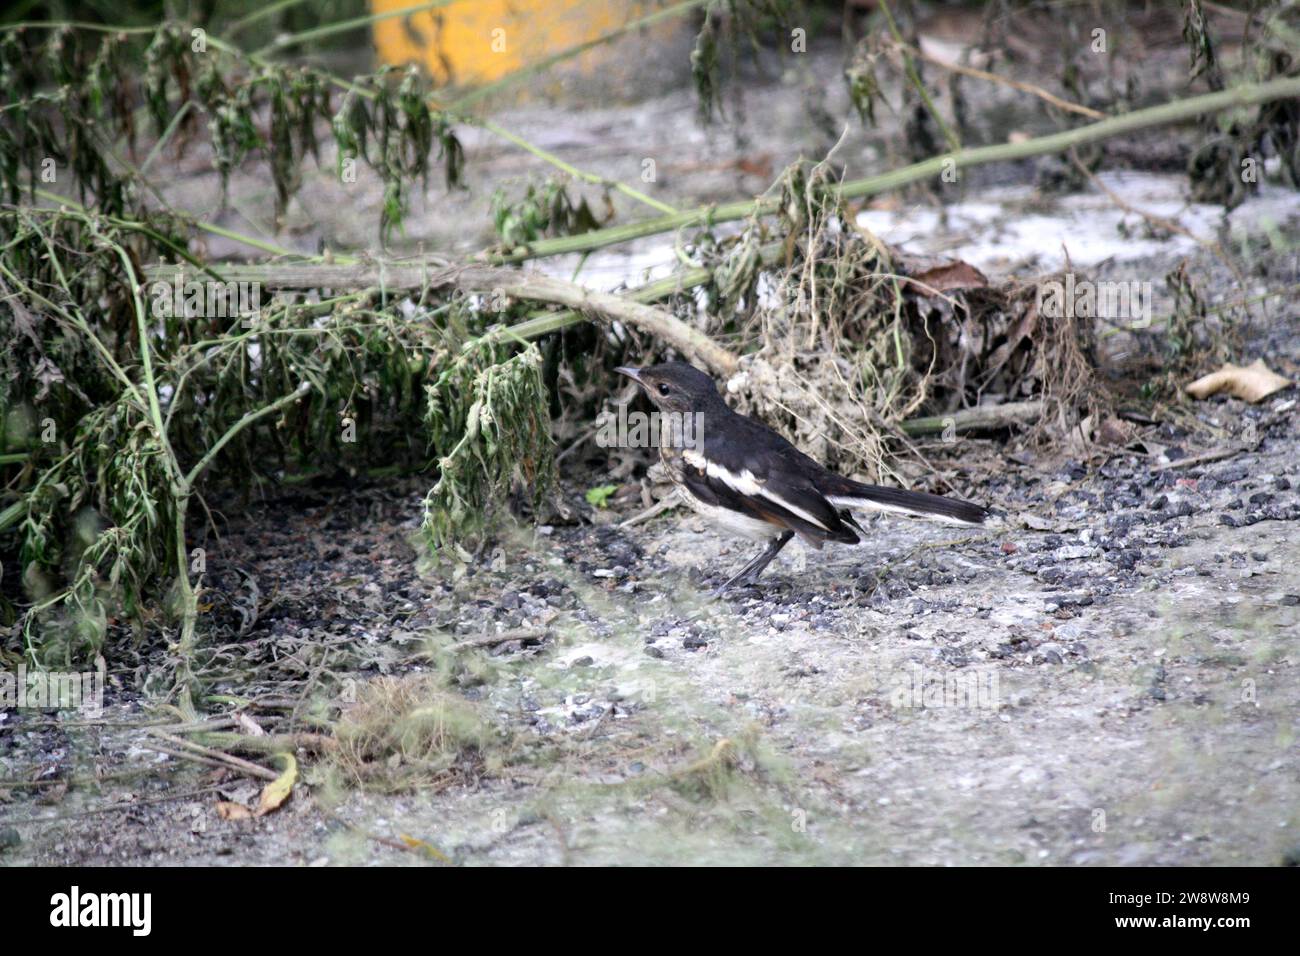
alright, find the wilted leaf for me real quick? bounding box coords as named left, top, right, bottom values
left=399, top=833, right=452, bottom=864
left=1186, top=359, right=1292, bottom=403
left=215, top=800, right=253, bottom=821
left=255, top=753, right=297, bottom=816
left=906, top=260, right=988, bottom=295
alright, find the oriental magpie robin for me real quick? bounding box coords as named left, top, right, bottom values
left=615, top=362, right=988, bottom=591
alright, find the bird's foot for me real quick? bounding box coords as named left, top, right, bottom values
left=707, top=571, right=763, bottom=599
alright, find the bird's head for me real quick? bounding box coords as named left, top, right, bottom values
left=615, top=362, right=720, bottom=415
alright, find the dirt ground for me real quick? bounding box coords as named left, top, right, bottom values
left=2, top=26, right=1299, bottom=866
left=4, top=386, right=1298, bottom=865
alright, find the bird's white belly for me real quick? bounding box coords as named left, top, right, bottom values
left=675, top=486, right=778, bottom=541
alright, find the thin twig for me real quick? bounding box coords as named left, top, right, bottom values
left=913, top=43, right=1105, bottom=119
left=447, top=628, right=548, bottom=653
left=144, top=730, right=280, bottom=781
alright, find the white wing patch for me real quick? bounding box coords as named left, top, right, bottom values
left=828, top=494, right=975, bottom=525
left=695, top=456, right=832, bottom=532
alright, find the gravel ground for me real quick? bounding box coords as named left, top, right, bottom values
left=3, top=348, right=1297, bottom=865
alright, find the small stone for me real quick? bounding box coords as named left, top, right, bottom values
left=1053, top=545, right=1095, bottom=561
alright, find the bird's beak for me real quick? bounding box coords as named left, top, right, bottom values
left=614, top=366, right=643, bottom=384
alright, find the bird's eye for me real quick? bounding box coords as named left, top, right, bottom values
left=656, top=383, right=671, bottom=396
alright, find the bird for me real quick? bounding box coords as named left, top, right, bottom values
left=614, top=362, right=988, bottom=591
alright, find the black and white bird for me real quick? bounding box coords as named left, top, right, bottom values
left=615, top=362, right=988, bottom=591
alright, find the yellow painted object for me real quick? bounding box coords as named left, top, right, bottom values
left=371, top=0, right=674, bottom=92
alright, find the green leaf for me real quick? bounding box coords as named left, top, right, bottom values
left=585, top=484, right=618, bottom=508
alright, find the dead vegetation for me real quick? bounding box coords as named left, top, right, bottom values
left=331, top=674, right=496, bottom=793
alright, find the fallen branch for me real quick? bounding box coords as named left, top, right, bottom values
left=897, top=401, right=1044, bottom=436
left=619, top=495, right=680, bottom=529
left=1156, top=445, right=1245, bottom=471
left=143, top=730, right=281, bottom=781
left=192, top=731, right=338, bottom=755
left=446, top=627, right=549, bottom=653
left=142, top=262, right=742, bottom=376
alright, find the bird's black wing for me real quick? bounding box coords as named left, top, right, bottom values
left=688, top=413, right=860, bottom=547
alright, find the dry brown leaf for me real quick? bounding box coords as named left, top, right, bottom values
left=1186, top=359, right=1292, bottom=403
left=215, top=801, right=254, bottom=821
left=255, top=753, right=297, bottom=816
left=1096, top=415, right=1136, bottom=446
left=236, top=713, right=266, bottom=737
left=906, top=260, right=989, bottom=294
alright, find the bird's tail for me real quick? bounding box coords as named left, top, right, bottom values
left=827, top=482, right=987, bottom=526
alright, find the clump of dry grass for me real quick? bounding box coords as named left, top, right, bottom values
left=668, top=738, right=744, bottom=802
left=716, top=158, right=1113, bottom=482
left=331, top=674, right=498, bottom=793
left=663, top=731, right=777, bottom=803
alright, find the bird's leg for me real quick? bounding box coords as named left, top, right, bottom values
left=714, top=531, right=794, bottom=593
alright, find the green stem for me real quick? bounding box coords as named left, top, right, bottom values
left=878, top=0, right=961, bottom=151
left=140, top=101, right=195, bottom=174
left=32, top=186, right=345, bottom=266
left=109, top=242, right=183, bottom=489
left=226, top=0, right=312, bottom=36
left=478, top=119, right=678, bottom=215
left=492, top=74, right=1300, bottom=262
left=0, top=500, right=24, bottom=534
left=252, top=0, right=459, bottom=58
left=183, top=383, right=310, bottom=488
left=0, top=21, right=158, bottom=34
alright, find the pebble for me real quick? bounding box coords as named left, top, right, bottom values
left=1052, top=545, right=1096, bottom=561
